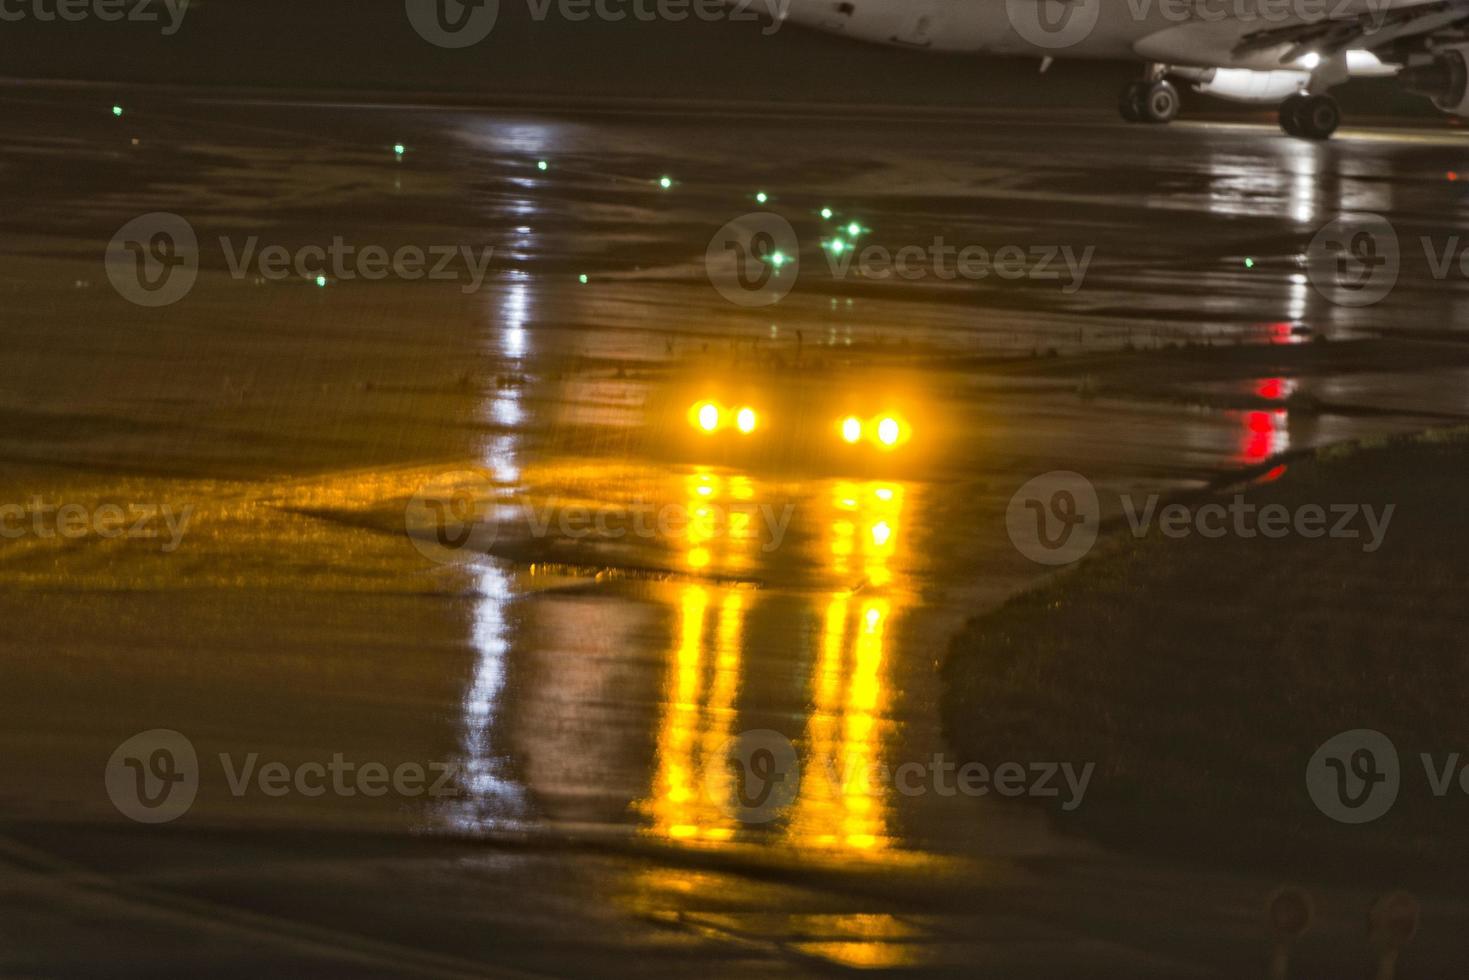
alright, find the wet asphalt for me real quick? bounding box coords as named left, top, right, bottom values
left=3, top=85, right=1469, bottom=975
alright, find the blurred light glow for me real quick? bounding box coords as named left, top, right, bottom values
left=820, top=207, right=834, bottom=220
left=841, top=416, right=862, bottom=444
left=735, top=407, right=757, bottom=434
left=659, top=176, right=673, bottom=189
left=870, top=521, right=891, bottom=547
left=697, top=403, right=720, bottom=432
left=755, top=191, right=768, bottom=204
left=876, top=417, right=900, bottom=446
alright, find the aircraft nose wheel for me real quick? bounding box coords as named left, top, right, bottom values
left=1280, top=93, right=1339, bottom=140
left=1120, top=79, right=1181, bottom=124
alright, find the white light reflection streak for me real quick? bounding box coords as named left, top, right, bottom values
left=1287, top=272, right=1309, bottom=323
left=455, top=563, right=526, bottom=832
left=453, top=250, right=539, bottom=831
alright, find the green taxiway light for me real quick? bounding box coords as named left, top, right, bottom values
left=769, top=251, right=788, bottom=268
left=846, top=221, right=862, bottom=237
left=112, top=105, right=123, bottom=117
left=1244, top=257, right=1255, bottom=269
left=820, top=207, right=833, bottom=220
left=315, top=275, right=328, bottom=288
left=755, top=191, right=768, bottom=204
left=393, top=143, right=405, bottom=155
left=578, top=274, right=589, bottom=284
left=659, top=176, right=673, bottom=189
left=827, top=239, right=847, bottom=254
left=537, top=160, right=549, bottom=171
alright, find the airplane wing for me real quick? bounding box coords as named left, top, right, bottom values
left=1232, top=0, right=1469, bottom=62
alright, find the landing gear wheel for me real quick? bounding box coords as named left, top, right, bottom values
left=1292, top=94, right=1340, bottom=140
left=1278, top=93, right=1306, bottom=136
left=1119, top=81, right=1147, bottom=123
left=1140, top=79, right=1180, bottom=124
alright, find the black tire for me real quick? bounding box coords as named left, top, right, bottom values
left=1278, top=93, right=1305, bottom=136
left=1119, top=81, right=1147, bottom=123
left=1295, top=94, right=1340, bottom=140
left=1141, top=80, right=1180, bottom=124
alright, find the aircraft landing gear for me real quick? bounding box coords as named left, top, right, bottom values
left=1119, top=81, right=1146, bottom=122
left=1120, top=79, right=1181, bottom=124
left=1279, top=92, right=1340, bottom=140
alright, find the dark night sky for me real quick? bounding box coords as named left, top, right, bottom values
left=0, top=0, right=1425, bottom=113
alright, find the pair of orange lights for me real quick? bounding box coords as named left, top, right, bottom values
left=687, top=401, right=909, bottom=450
left=688, top=400, right=758, bottom=435
left=840, top=413, right=909, bottom=450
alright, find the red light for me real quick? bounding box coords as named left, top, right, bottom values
left=1239, top=409, right=1286, bottom=463
left=1449, top=171, right=1460, bottom=182
left=1259, top=464, right=1288, bottom=483
left=1256, top=378, right=1283, bottom=400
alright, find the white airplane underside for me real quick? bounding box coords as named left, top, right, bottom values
left=775, top=0, right=1469, bottom=137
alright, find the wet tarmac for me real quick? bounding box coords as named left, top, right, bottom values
left=4, top=85, right=1469, bottom=975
